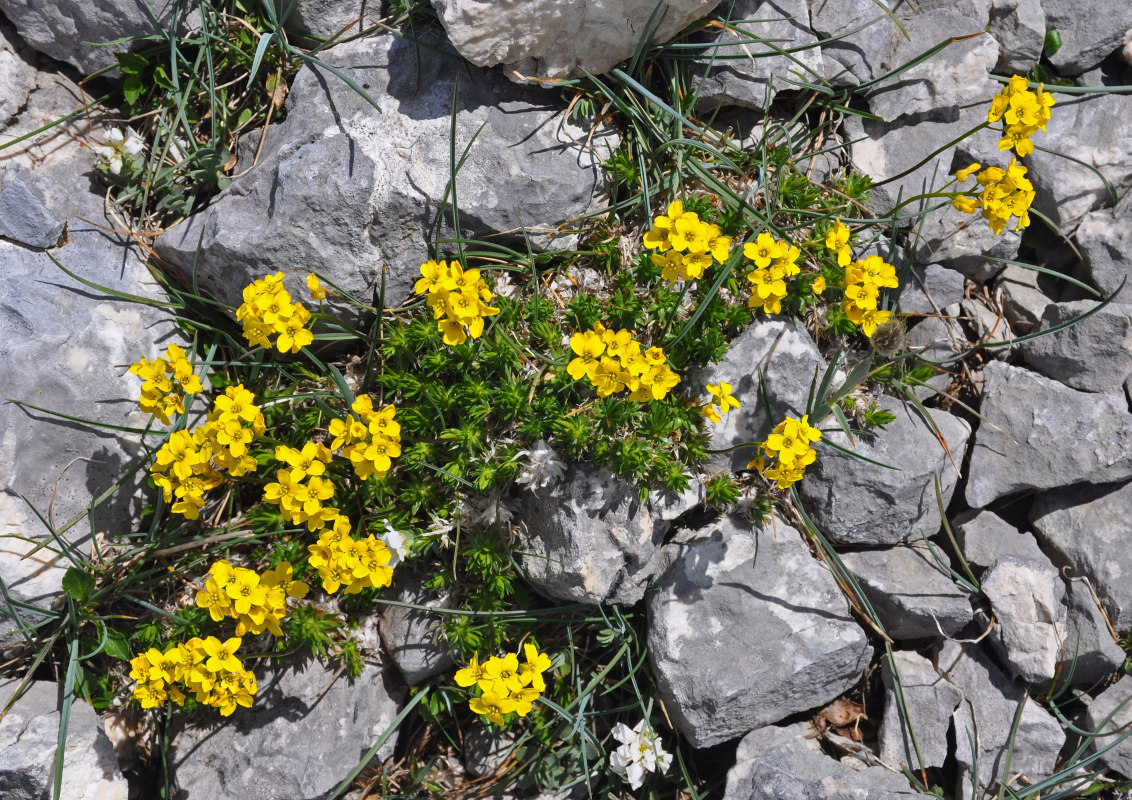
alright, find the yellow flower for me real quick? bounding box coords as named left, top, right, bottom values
left=567, top=330, right=607, bottom=381
left=306, top=273, right=327, bottom=300
left=706, top=381, right=740, bottom=415
left=469, top=690, right=518, bottom=726
left=812, top=276, right=826, bottom=295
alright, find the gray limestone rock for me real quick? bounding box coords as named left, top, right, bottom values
left=0, top=163, right=64, bottom=248
left=1030, top=480, right=1132, bottom=632
left=962, top=297, right=1014, bottom=360
left=915, top=202, right=1024, bottom=284
left=725, top=721, right=931, bottom=799
left=982, top=554, right=1067, bottom=683
left=1085, top=677, right=1132, bottom=779
left=463, top=728, right=516, bottom=778
left=696, top=317, right=827, bottom=473
left=810, top=0, right=907, bottom=86
left=1026, top=92, right=1132, bottom=233
left=156, top=32, right=616, bottom=319
left=905, top=315, right=965, bottom=399
left=378, top=572, right=456, bottom=685
left=964, top=361, right=1132, bottom=508
left=1060, top=578, right=1125, bottom=687
left=997, top=263, right=1054, bottom=333
left=952, top=509, right=1045, bottom=571
left=0, top=0, right=185, bottom=74
left=0, top=16, right=37, bottom=130
left=281, top=0, right=373, bottom=40
left=516, top=463, right=704, bottom=605
left=880, top=650, right=962, bottom=769
left=1, top=178, right=179, bottom=650
left=1044, top=0, right=1132, bottom=75
left=863, top=0, right=996, bottom=124
left=839, top=545, right=974, bottom=640
left=938, top=640, right=1065, bottom=796
left=988, top=0, right=1045, bottom=75
left=898, top=263, right=966, bottom=317
left=1018, top=301, right=1132, bottom=392
left=170, top=659, right=403, bottom=800
left=429, top=0, right=721, bottom=79
left=1077, top=192, right=1132, bottom=298
left=797, top=397, right=971, bottom=546
left=648, top=514, right=871, bottom=748
left=0, top=679, right=127, bottom=800
left=693, top=0, right=825, bottom=111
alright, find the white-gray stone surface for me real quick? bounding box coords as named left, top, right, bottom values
left=0, top=0, right=184, bottom=74
left=725, top=721, right=932, bottom=799
left=797, top=397, right=971, bottom=545
left=1026, top=92, right=1132, bottom=233
left=692, top=0, right=824, bottom=111
left=1077, top=192, right=1132, bottom=298
left=952, top=509, right=1045, bottom=570
left=1043, top=0, right=1132, bottom=75
left=964, top=362, right=1132, bottom=507
left=379, top=571, right=456, bottom=684
left=938, top=640, right=1065, bottom=796
left=879, top=650, right=961, bottom=770
left=1030, top=480, right=1132, bottom=632
left=430, top=0, right=721, bottom=79
left=839, top=545, right=974, bottom=640
left=170, top=659, right=403, bottom=800
left=982, top=554, right=1066, bottom=683
left=988, top=0, right=1045, bottom=75
left=648, top=514, right=871, bottom=748
left=1085, top=677, right=1132, bottom=779
left=1018, top=301, right=1132, bottom=392
left=517, top=463, right=704, bottom=604
left=0, top=679, right=127, bottom=800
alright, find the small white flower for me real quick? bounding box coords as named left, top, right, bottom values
left=379, top=520, right=410, bottom=568
left=608, top=720, right=672, bottom=790
left=93, top=127, right=144, bottom=175
left=469, top=492, right=514, bottom=527
left=515, top=439, right=566, bottom=491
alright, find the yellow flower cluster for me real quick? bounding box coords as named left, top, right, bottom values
left=129, top=343, right=203, bottom=424
left=328, top=394, right=402, bottom=480
left=703, top=381, right=740, bottom=423
left=824, top=219, right=851, bottom=267
left=262, top=442, right=338, bottom=531
left=415, top=259, right=500, bottom=346
left=842, top=256, right=898, bottom=338
left=743, top=232, right=802, bottom=315
left=567, top=323, right=680, bottom=401
left=306, top=520, right=395, bottom=595
left=987, top=75, right=1055, bottom=157
left=644, top=200, right=733, bottom=282
left=952, top=158, right=1035, bottom=236
left=748, top=415, right=822, bottom=490
left=195, top=560, right=309, bottom=637
left=129, top=635, right=256, bottom=716
left=455, top=644, right=553, bottom=726
left=236, top=272, right=315, bottom=354
left=150, top=384, right=265, bottom=519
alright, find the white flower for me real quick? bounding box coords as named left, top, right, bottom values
left=379, top=520, right=410, bottom=568
left=468, top=492, right=514, bottom=527
left=93, top=127, right=144, bottom=175
left=514, top=439, right=566, bottom=491
left=608, top=720, right=672, bottom=790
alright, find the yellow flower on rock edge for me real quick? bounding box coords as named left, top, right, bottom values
left=415, top=259, right=499, bottom=346
left=748, top=414, right=822, bottom=490
left=951, top=158, right=1035, bottom=235
left=306, top=273, right=327, bottom=301
left=236, top=273, right=316, bottom=354
left=841, top=255, right=898, bottom=339
left=986, top=74, right=1054, bottom=157
left=703, top=381, right=740, bottom=424
left=566, top=325, right=680, bottom=402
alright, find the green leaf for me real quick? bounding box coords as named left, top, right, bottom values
left=1044, top=29, right=1062, bottom=56
left=102, top=628, right=131, bottom=661
left=116, top=52, right=149, bottom=76
left=62, top=567, right=95, bottom=602
left=122, top=73, right=144, bottom=106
